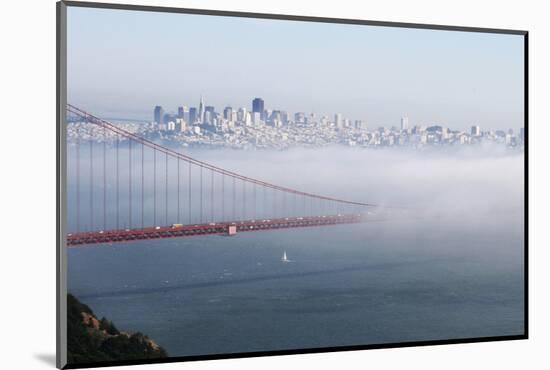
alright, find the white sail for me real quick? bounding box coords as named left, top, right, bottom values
left=282, top=251, right=291, bottom=262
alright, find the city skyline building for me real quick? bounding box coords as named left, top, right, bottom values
left=205, top=106, right=215, bottom=125
left=401, top=116, right=409, bottom=131
left=198, top=96, right=205, bottom=123
left=154, top=105, right=164, bottom=125
left=237, top=107, right=247, bottom=122
left=335, top=113, right=343, bottom=129
left=252, top=98, right=265, bottom=119
left=189, top=107, right=197, bottom=124
left=295, top=112, right=305, bottom=124
left=223, top=106, right=233, bottom=120
left=177, top=106, right=189, bottom=119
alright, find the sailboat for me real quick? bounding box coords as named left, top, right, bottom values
left=281, top=250, right=293, bottom=263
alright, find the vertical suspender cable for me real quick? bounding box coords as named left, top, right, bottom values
left=242, top=180, right=246, bottom=220
left=282, top=190, right=285, bottom=218
left=262, top=186, right=267, bottom=218
left=141, top=142, right=144, bottom=229
left=103, top=123, right=106, bottom=231
left=188, top=162, right=192, bottom=224
left=165, top=153, right=168, bottom=225
left=253, top=183, right=256, bottom=219
left=89, top=121, right=93, bottom=231
left=116, top=131, right=120, bottom=229
left=211, top=170, right=214, bottom=222
left=233, top=177, right=236, bottom=221
left=200, top=165, right=203, bottom=223
left=153, top=149, right=156, bottom=226
left=76, top=123, right=80, bottom=232
left=129, top=138, right=132, bottom=229
left=177, top=158, right=180, bottom=224
left=222, top=173, right=225, bottom=222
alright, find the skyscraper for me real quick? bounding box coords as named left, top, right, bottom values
left=198, top=96, right=205, bottom=123
left=204, top=106, right=215, bottom=125
left=251, top=111, right=259, bottom=123
left=471, top=125, right=481, bottom=136
left=163, top=113, right=176, bottom=126
left=189, top=107, right=197, bottom=124
left=401, top=116, right=409, bottom=131
left=334, top=113, right=343, bottom=128
left=223, top=106, right=233, bottom=120
left=252, top=98, right=264, bottom=119
left=204, top=111, right=212, bottom=125
left=237, top=107, right=247, bottom=122
left=154, top=106, right=164, bottom=124
left=295, top=112, right=305, bottom=124
left=271, top=110, right=281, bottom=123
left=177, top=106, right=189, bottom=119
left=280, top=111, right=289, bottom=125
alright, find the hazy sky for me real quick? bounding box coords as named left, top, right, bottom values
left=67, top=7, right=525, bottom=130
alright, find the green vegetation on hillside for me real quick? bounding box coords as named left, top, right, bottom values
left=67, top=294, right=168, bottom=364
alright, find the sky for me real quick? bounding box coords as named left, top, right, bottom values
left=67, top=6, right=525, bottom=130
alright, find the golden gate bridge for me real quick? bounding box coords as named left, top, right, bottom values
left=66, top=104, right=379, bottom=247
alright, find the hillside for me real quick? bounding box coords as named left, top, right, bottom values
left=67, top=294, right=168, bottom=365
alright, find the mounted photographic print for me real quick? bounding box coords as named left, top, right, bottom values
left=56, top=1, right=528, bottom=368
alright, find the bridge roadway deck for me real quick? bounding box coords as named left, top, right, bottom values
left=66, top=214, right=365, bottom=247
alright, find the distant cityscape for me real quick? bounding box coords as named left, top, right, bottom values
left=68, top=96, right=525, bottom=150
